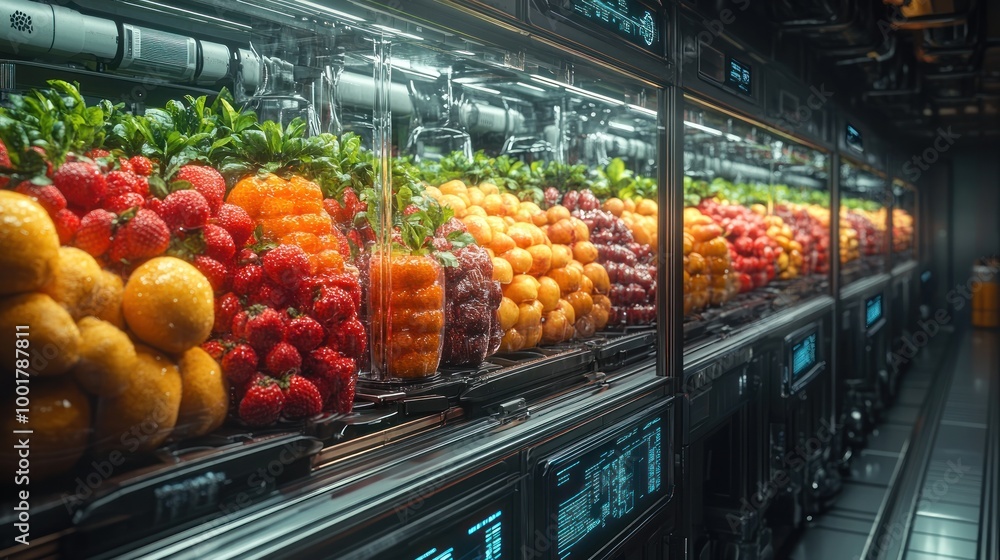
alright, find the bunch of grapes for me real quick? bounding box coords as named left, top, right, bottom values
left=564, top=190, right=656, bottom=327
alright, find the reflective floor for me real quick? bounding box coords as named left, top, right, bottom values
left=786, top=328, right=999, bottom=560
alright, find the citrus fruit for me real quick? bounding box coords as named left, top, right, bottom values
left=0, top=190, right=59, bottom=296
left=175, top=346, right=228, bottom=439
left=0, top=292, right=80, bottom=376
left=1, top=379, right=90, bottom=480
left=41, top=247, right=105, bottom=320
left=123, top=257, right=214, bottom=353
left=73, top=317, right=137, bottom=397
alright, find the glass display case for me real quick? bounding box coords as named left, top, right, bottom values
left=839, top=159, right=889, bottom=286
left=891, top=178, right=917, bottom=265
left=0, top=0, right=666, bottom=555
left=682, top=98, right=831, bottom=347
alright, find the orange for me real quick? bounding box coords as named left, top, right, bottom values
left=541, top=309, right=570, bottom=344
left=623, top=198, right=636, bottom=213
left=463, top=215, right=493, bottom=245
left=500, top=193, right=521, bottom=215
left=489, top=232, right=516, bottom=255
left=557, top=298, right=576, bottom=325
left=546, top=205, right=571, bottom=225
left=580, top=274, right=594, bottom=295
left=501, top=247, right=533, bottom=275
left=637, top=198, right=657, bottom=216
left=548, top=266, right=582, bottom=294
left=515, top=300, right=544, bottom=330
left=498, top=297, right=520, bottom=330
left=386, top=254, right=440, bottom=291
left=484, top=216, right=507, bottom=233
left=583, top=263, right=610, bottom=294
left=500, top=328, right=525, bottom=352
left=591, top=296, right=610, bottom=330
left=483, top=193, right=504, bottom=215
left=74, top=317, right=136, bottom=397
left=546, top=218, right=574, bottom=245
left=41, top=247, right=104, bottom=321
left=492, top=257, right=514, bottom=284
left=94, top=345, right=182, bottom=454
left=523, top=324, right=543, bottom=348
left=507, top=223, right=536, bottom=249
left=572, top=241, right=598, bottom=264
left=575, top=314, right=596, bottom=338
left=602, top=198, right=625, bottom=216
left=569, top=217, right=590, bottom=243
left=550, top=244, right=572, bottom=269
left=439, top=179, right=468, bottom=196
left=424, top=186, right=443, bottom=200
left=526, top=244, right=553, bottom=276
left=466, top=205, right=487, bottom=218
left=123, top=257, right=214, bottom=354
left=175, top=346, right=228, bottom=439
left=440, top=194, right=468, bottom=218
left=478, top=182, right=500, bottom=195
left=0, top=292, right=80, bottom=376
left=0, top=190, right=59, bottom=296
left=537, top=276, right=561, bottom=312
left=467, top=186, right=485, bottom=207
left=565, top=290, right=594, bottom=319
left=1, top=379, right=90, bottom=480
left=503, top=274, right=540, bottom=304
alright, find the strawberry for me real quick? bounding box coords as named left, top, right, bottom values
left=231, top=310, right=250, bottom=339
left=145, top=196, right=162, bottom=214
left=263, top=244, right=310, bottom=289
left=214, top=292, right=242, bottom=335
left=308, top=347, right=354, bottom=383
left=103, top=192, right=145, bottom=213
left=325, top=317, right=367, bottom=360
left=245, top=307, right=286, bottom=355
left=233, top=264, right=264, bottom=296
left=293, top=276, right=325, bottom=312
left=239, top=377, right=284, bottom=426
left=250, top=280, right=290, bottom=309
left=201, top=340, right=225, bottom=362
left=85, top=148, right=111, bottom=160
left=108, top=208, right=170, bottom=262
left=313, top=286, right=354, bottom=326
left=14, top=182, right=67, bottom=215
left=328, top=273, right=363, bottom=310
left=53, top=161, right=107, bottom=210
left=324, top=198, right=345, bottom=224
left=132, top=175, right=150, bottom=197
left=237, top=248, right=260, bottom=266
left=343, top=188, right=364, bottom=218
left=157, top=189, right=210, bottom=232
left=175, top=165, right=225, bottom=214
left=331, top=369, right=356, bottom=414
left=308, top=348, right=357, bottom=413
left=129, top=156, right=153, bottom=177
left=403, top=204, right=420, bottom=216
left=104, top=170, right=137, bottom=199
left=53, top=208, right=80, bottom=244
left=74, top=209, right=116, bottom=257
left=117, top=157, right=134, bottom=174
left=281, top=374, right=322, bottom=419
left=194, top=255, right=229, bottom=293
left=266, top=342, right=301, bottom=375
left=222, top=343, right=258, bottom=385
left=0, top=138, right=10, bottom=168
left=213, top=204, right=254, bottom=248
left=202, top=224, right=236, bottom=263
left=328, top=227, right=351, bottom=257
left=286, top=315, right=325, bottom=353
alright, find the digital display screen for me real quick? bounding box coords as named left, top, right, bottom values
left=791, top=332, right=818, bottom=379
left=562, top=0, right=663, bottom=53
left=547, top=414, right=664, bottom=559
left=725, top=57, right=752, bottom=95
left=846, top=124, right=864, bottom=152
left=866, top=294, right=883, bottom=329
left=406, top=499, right=510, bottom=560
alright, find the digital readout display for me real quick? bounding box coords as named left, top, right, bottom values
left=407, top=500, right=508, bottom=560
left=549, top=415, right=664, bottom=559
left=846, top=124, right=864, bottom=152
left=791, top=332, right=818, bottom=379
left=563, top=0, right=662, bottom=52
left=866, top=294, right=883, bottom=329
left=725, top=57, right=752, bottom=95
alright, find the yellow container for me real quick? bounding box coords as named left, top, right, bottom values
left=972, top=264, right=1000, bottom=328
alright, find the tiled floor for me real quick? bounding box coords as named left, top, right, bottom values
left=783, top=329, right=999, bottom=560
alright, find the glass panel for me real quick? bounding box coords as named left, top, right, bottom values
left=373, top=38, right=661, bottom=380
left=839, top=159, right=889, bottom=285
left=892, top=179, right=916, bottom=263
left=682, top=100, right=831, bottom=347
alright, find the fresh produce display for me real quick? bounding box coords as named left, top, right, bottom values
left=682, top=207, right=736, bottom=314
left=893, top=208, right=915, bottom=254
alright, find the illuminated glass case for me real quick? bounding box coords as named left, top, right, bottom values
left=839, top=159, right=889, bottom=286
left=682, top=99, right=831, bottom=347
left=891, top=179, right=917, bottom=265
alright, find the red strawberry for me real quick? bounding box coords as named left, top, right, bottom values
left=245, top=307, right=286, bottom=355
left=293, top=276, right=325, bottom=311
left=74, top=209, right=116, bottom=257
left=331, top=369, right=356, bottom=414
left=117, top=157, right=134, bottom=174
left=104, top=170, right=137, bottom=199
left=266, top=342, right=301, bottom=375
left=237, top=248, right=259, bottom=266
left=214, top=292, right=242, bottom=335
left=84, top=148, right=111, bottom=160
left=250, top=281, right=290, bottom=309
left=343, top=188, right=363, bottom=217
left=233, top=264, right=264, bottom=296
left=213, top=204, right=254, bottom=248
left=14, top=182, right=67, bottom=215
left=128, top=156, right=153, bottom=177
left=194, top=255, right=229, bottom=293
left=145, top=196, right=162, bottom=214
left=239, top=377, right=284, bottom=426
left=329, top=227, right=351, bottom=257
left=108, top=208, right=170, bottom=262
left=202, top=224, right=236, bottom=263
left=281, top=374, right=322, bottom=419
left=103, top=192, right=145, bottom=213
left=0, top=138, right=10, bottom=168
left=313, top=286, right=354, bottom=326
left=53, top=208, right=80, bottom=244
left=325, top=317, right=367, bottom=360
left=175, top=165, right=225, bottom=214
left=403, top=204, right=420, bottom=216
left=53, top=161, right=107, bottom=210
left=157, top=189, right=210, bottom=232
left=308, top=348, right=357, bottom=413
left=222, top=344, right=258, bottom=385
left=328, top=273, right=362, bottom=310
left=286, top=315, right=325, bottom=353
left=231, top=310, right=250, bottom=339
left=263, top=244, right=310, bottom=289
left=132, top=175, right=150, bottom=197
left=201, top=340, right=225, bottom=362
left=324, top=198, right=345, bottom=224
left=308, top=347, right=354, bottom=383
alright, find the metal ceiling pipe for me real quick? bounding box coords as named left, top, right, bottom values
left=892, top=14, right=970, bottom=31
left=834, top=36, right=897, bottom=65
